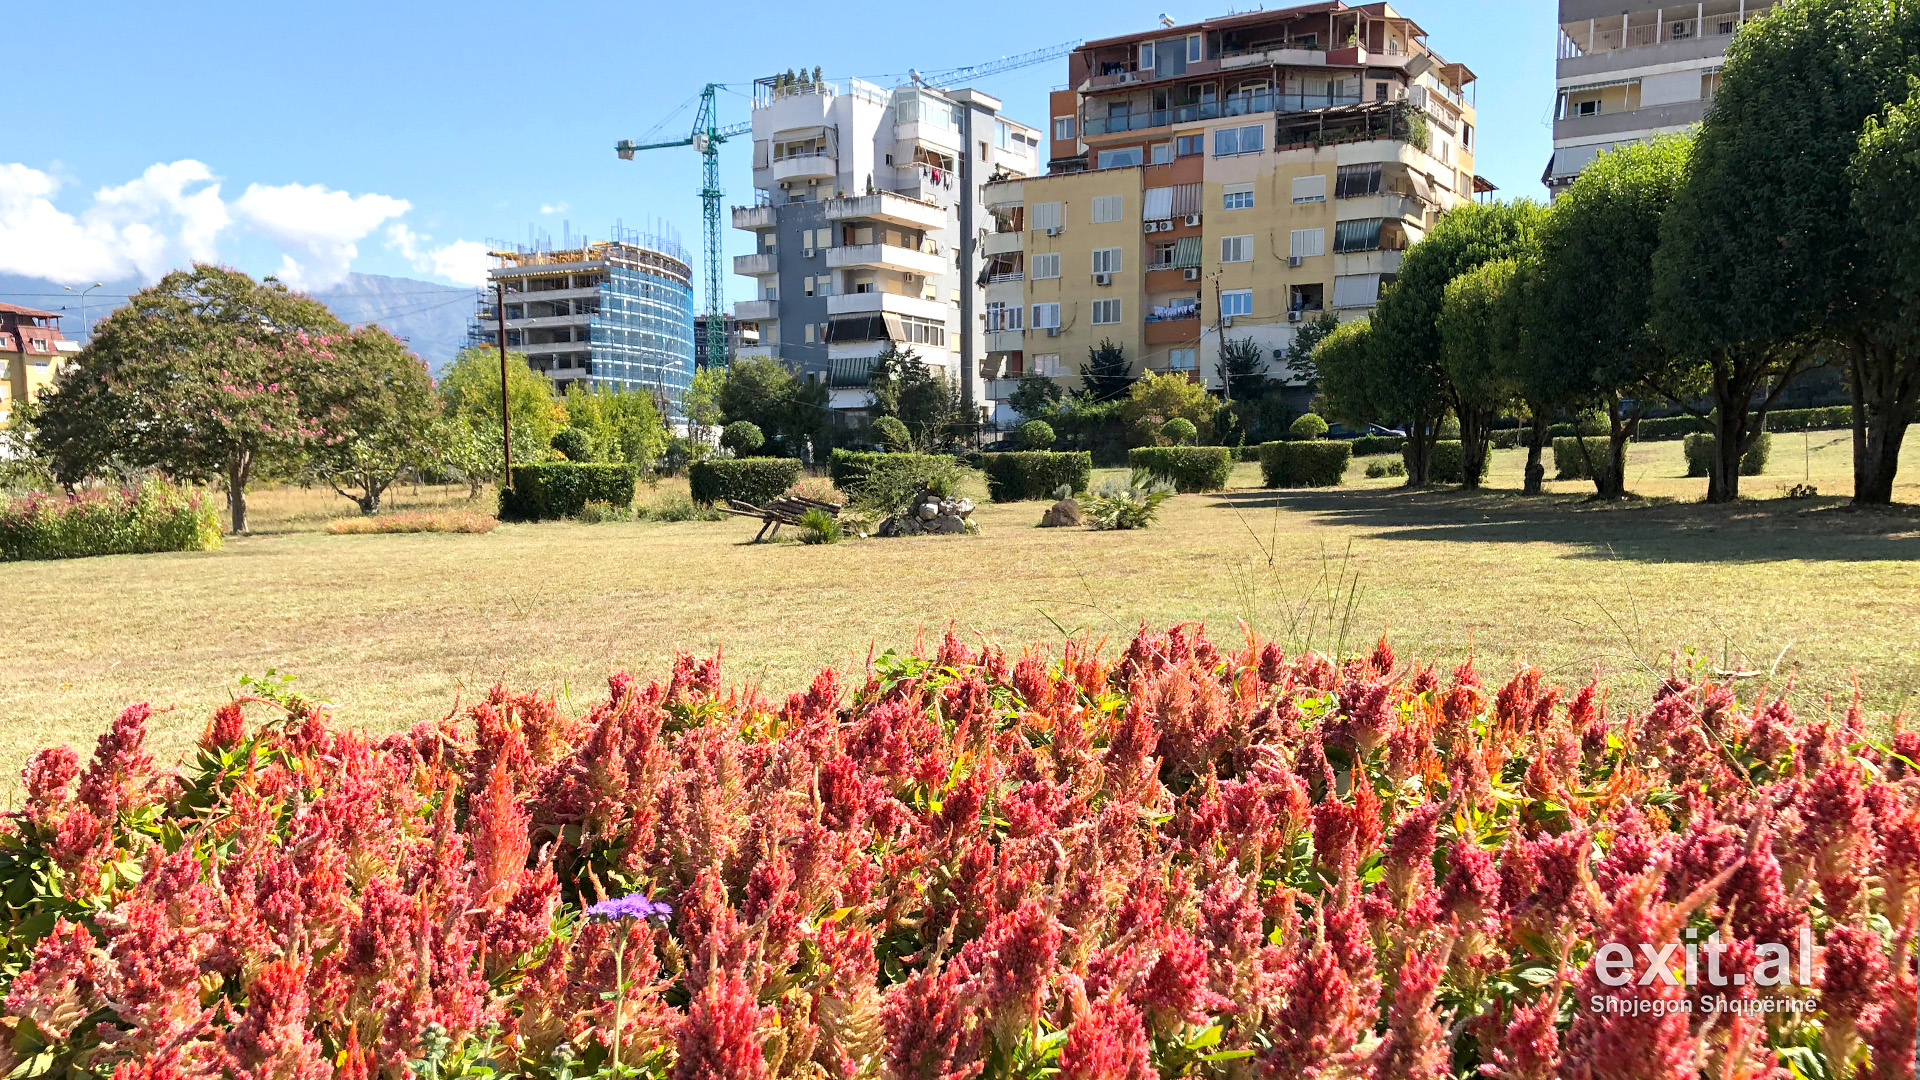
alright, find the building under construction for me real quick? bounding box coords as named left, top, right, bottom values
left=474, top=228, right=696, bottom=419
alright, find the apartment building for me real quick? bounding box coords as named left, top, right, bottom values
left=979, top=2, right=1481, bottom=420
left=693, top=313, right=758, bottom=369
left=0, top=303, right=80, bottom=427
left=476, top=232, right=697, bottom=420
left=729, top=72, right=1041, bottom=417
left=1546, top=0, right=1770, bottom=195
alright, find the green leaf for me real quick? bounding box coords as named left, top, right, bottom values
left=1185, top=1023, right=1224, bottom=1050
left=1201, top=1050, right=1256, bottom=1062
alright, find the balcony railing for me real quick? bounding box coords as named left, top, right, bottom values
left=1145, top=307, right=1199, bottom=323
left=987, top=271, right=1024, bottom=283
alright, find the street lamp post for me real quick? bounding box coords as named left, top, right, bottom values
left=62, top=282, right=103, bottom=342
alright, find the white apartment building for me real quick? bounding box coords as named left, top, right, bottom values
left=1547, top=0, right=1773, bottom=195
left=729, top=73, right=1041, bottom=417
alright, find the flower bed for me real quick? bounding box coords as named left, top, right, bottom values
left=0, top=480, right=222, bottom=560
left=0, top=625, right=1912, bottom=1078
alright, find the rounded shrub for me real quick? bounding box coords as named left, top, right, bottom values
left=1288, top=413, right=1329, bottom=441
left=720, top=421, right=765, bottom=456
left=1683, top=432, right=1770, bottom=477
left=1426, top=440, right=1490, bottom=485
left=872, top=416, right=912, bottom=452
left=550, top=427, right=592, bottom=462
left=1018, top=419, right=1056, bottom=450
left=1159, top=417, right=1198, bottom=446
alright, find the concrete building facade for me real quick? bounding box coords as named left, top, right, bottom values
left=477, top=235, right=697, bottom=419
left=729, top=73, right=1042, bottom=417
left=1545, top=0, right=1772, bottom=195
left=0, top=304, right=81, bottom=427
left=980, top=2, right=1480, bottom=420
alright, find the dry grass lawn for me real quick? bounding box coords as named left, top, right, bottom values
left=2, top=432, right=1917, bottom=787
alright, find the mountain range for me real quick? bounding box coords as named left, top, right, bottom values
left=0, top=271, right=480, bottom=373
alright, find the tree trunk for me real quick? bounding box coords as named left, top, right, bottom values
left=1522, top=413, right=1548, bottom=496
left=226, top=456, right=250, bottom=533
left=1601, top=398, right=1630, bottom=499
left=1458, top=405, right=1489, bottom=491
left=357, top=493, right=380, bottom=515
left=1402, top=411, right=1433, bottom=487
left=1857, top=399, right=1915, bottom=504
left=1708, top=383, right=1743, bottom=504
left=1850, top=354, right=1868, bottom=499
left=1850, top=336, right=1920, bottom=506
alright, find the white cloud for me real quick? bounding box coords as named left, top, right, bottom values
left=232, top=182, right=410, bottom=290
left=539, top=201, right=569, bottom=215
left=0, top=160, right=229, bottom=283
left=386, top=224, right=492, bottom=287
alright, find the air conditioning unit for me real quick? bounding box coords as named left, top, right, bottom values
left=1288, top=310, right=1304, bottom=323
left=1046, top=226, right=1062, bottom=236
left=1220, top=316, right=1234, bottom=328
left=802, top=248, right=815, bottom=258
left=1156, top=220, right=1174, bottom=232
left=1144, top=222, right=1158, bottom=234
left=1182, top=268, right=1200, bottom=281
left=1045, top=327, right=1061, bottom=337
left=1184, top=214, right=1201, bottom=226
left=1093, top=272, right=1113, bottom=286
left=1288, top=255, right=1304, bottom=267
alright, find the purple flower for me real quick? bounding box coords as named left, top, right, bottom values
left=586, top=894, right=673, bottom=922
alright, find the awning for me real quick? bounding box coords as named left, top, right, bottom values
left=1333, top=273, right=1381, bottom=309
left=1171, top=183, right=1203, bottom=217
left=827, top=315, right=886, bottom=343
left=1144, top=186, right=1174, bottom=220
left=881, top=312, right=907, bottom=341
left=1172, top=236, right=1202, bottom=268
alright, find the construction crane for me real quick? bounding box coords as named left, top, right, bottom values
left=616, top=42, right=1077, bottom=372
left=616, top=84, right=751, bottom=373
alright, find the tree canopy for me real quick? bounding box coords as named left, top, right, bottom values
left=303, top=327, right=440, bottom=515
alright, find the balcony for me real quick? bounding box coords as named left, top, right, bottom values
left=983, top=231, right=1024, bottom=257
left=827, top=243, right=947, bottom=276
left=735, top=344, right=776, bottom=361
left=828, top=355, right=875, bottom=389
left=1553, top=97, right=1710, bottom=142
left=771, top=152, right=836, bottom=183
left=987, top=330, right=1025, bottom=353
left=734, top=253, right=778, bottom=276
left=733, top=299, right=777, bottom=321
left=732, top=204, right=777, bottom=230
left=825, top=190, right=949, bottom=230
left=827, top=290, right=948, bottom=321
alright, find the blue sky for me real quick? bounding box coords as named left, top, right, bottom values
left=5, top=0, right=1556, bottom=302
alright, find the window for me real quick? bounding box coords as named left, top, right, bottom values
left=1032, top=302, right=1062, bottom=329
left=986, top=301, right=1023, bottom=332
left=1032, top=201, right=1064, bottom=231
left=1140, top=41, right=1155, bottom=70
left=1213, top=124, right=1265, bottom=156
left=1332, top=273, right=1384, bottom=309
left=1031, top=353, right=1062, bottom=377
left=1053, top=116, right=1076, bottom=141
left=1289, top=228, right=1326, bottom=258
left=1090, top=194, right=1125, bottom=223
left=1168, top=347, right=1197, bottom=371
left=1222, top=184, right=1255, bottom=211
left=815, top=227, right=833, bottom=248
left=1336, top=163, right=1382, bottom=198
left=816, top=275, right=833, bottom=296
left=1220, top=290, right=1253, bottom=317
left=1376, top=81, right=1390, bottom=102
left=1291, top=175, right=1327, bottom=203
left=1187, top=34, right=1203, bottom=62
left=1575, top=98, right=1600, bottom=116
left=996, top=119, right=1014, bottom=149
left=1176, top=133, right=1204, bottom=157
left=1334, top=218, right=1385, bottom=253
left=1092, top=247, right=1123, bottom=274
left=1031, top=252, right=1061, bottom=279
left=804, top=323, right=817, bottom=344
left=1097, top=147, right=1143, bottom=169
left=1461, top=123, right=1473, bottom=150
left=1092, top=298, right=1122, bottom=324
left=1151, top=142, right=1173, bottom=165
left=1220, top=235, right=1252, bottom=263
left=1150, top=242, right=1177, bottom=268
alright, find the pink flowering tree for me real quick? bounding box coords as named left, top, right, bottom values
left=301, top=326, right=441, bottom=515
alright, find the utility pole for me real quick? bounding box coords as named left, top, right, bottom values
left=1212, top=275, right=1232, bottom=400
left=495, top=282, right=513, bottom=489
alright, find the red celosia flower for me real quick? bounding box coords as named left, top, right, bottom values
left=221, top=958, right=330, bottom=1080
left=1059, top=998, right=1152, bottom=1080
left=673, top=971, right=768, bottom=1080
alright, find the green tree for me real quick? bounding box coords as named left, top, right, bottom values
left=1121, top=371, right=1215, bottom=446
left=304, top=328, right=441, bottom=515
left=682, top=364, right=727, bottom=446
left=1851, top=78, right=1920, bottom=504
left=1650, top=0, right=1919, bottom=501
left=1438, top=258, right=1527, bottom=490
left=1283, top=311, right=1342, bottom=382
left=562, top=385, right=668, bottom=468
left=1008, top=373, right=1064, bottom=420
left=714, top=355, right=825, bottom=456
left=439, top=346, right=563, bottom=481
left=1288, top=412, right=1328, bottom=440
left=1219, top=337, right=1271, bottom=402
left=1312, top=318, right=1378, bottom=440
left=720, top=421, right=766, bottom=456
left=1529, top=136, right=1692, bottom=498
left=1366, top=201, right=1545, bottom=485
left=871, top=416, right=913, bottom=452
left=868, top=345, right=961, bottom=450
left=1080, top=339, right=1136, bottom=402
left=27, top=265, right=347, bottom=532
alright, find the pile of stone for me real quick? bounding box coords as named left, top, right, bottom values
left=876, top=487, right=978, bottom=536
left=1038, top=496, right=1083, bottom=528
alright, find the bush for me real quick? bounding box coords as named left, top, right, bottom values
left=1426, top=440, right=1489, bottom=485
left=1488, top=428, right=1520, bottom=451
left=0, top=480, right=222, bottom=560
left=497, top=462, right=639, bottom=521
left=1684, top=432, right=1771, bottom=477
left=1258, top=440, right=1351, bottom=487
left=1350, top=434, right=1406, bottom=457
left=1552, top=437, right=1612, bottom=482
left=550, top=427, right=592, bottom=462
left=979, top=451, right=1092, bottom=502
left=325, top=512, right=497, bottom=535
left=0, top=621, right=1903, bottom=1080
left=687, top=457, right=802, bottom=507
left=1017, top=419, right=1055, bottom=450
left=720, top=421, right=765, bottom=455
left=1632, top=415, right=1708, bottom=441
left=1159, top=417, right=1198, bottom=445
left=1127, top=446, right=1233, bottom=493
left=574, top=501, right=635, bottom=524
left=1764, top=405, right=1854, bottom=432
left=848, top=454, right=965, bottom=518
left=1080, top=471, right=1173, bottom=530
left=796, top=507, right=842, bottom=545
left=1365, top=458, right=1406, bottom=479
left=1288, top=412, right=1329, bottom=440
left=784, top=477, right=847, bottom=507
left=828, top=450, right=950, bottom=490
left=638, top=493, right=724, bottom=522
left=871, top=415, right=912, bottom=452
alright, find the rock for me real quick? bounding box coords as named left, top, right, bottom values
left=917, top=501, right=940, bottom=520
left=955, top=498, right=975, bottom=516
left=925, top=515, right=966, bottom=534
left=1039, top=498, right=1083, bottom=528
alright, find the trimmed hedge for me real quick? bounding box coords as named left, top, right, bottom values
left=498, top=463, right=639, bottom=521
left=828, top=449, right=950, bottom=490
left=1764, top=406, right=1853, bottom=433
left=687, top=457, right=802, bottom=507
left=1259, top=440, right=1351, bottom=488
left=1633, top=415, right=1708, bottom=441
left=1, top=480, right=223, bottom=561
left=1350, top=434, right=1406, bottom=457
left=979, top=451, right=1092, bottom=502
left=1128, top=446, right=1233, bottom=493
left=1425, top=440, right=1490, bottom=485
left=1684, top=432, right=1771, bottom=477
left=1552, top=437, right=1611, bottom=482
